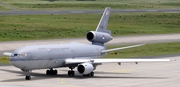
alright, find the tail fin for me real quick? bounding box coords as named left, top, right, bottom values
left=86, top=7, right=113, bottom=46
left=95, top=7, right=111, bottom=35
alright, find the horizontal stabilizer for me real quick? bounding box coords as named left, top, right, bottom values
left=65, top=58, right=171, bottom=64
left=3, top=52, right=12, bottom=56
left=101, top=44, right=145, bottom=53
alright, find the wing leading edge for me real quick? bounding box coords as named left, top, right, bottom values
left=65, top=58, right=171, bottom=64
left=101, top=44, right=145, bottom=53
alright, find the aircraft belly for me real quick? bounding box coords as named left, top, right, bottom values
left=47, top=59, right=65, bottom=68
left=22, top=59, right=65, bottom=70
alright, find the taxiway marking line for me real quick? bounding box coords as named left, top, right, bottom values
left=61, top=78, right=76, bottom=87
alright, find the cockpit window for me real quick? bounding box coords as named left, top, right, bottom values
left=12, top=54, right=24, bottom=57
left=14, top=54, right=18, bottom=56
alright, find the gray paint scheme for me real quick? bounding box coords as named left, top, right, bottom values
left=10, top=43, right=104, bottom=70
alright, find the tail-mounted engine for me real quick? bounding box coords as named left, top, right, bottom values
left=86, top=31, right=113, bottom=44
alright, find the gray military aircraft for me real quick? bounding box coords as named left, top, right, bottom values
left=3, top=7, right=170, bottom=80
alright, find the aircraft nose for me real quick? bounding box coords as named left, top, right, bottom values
left=9, top=56, right=17, bottom=65
left=9, top=56, right=23, bottom=68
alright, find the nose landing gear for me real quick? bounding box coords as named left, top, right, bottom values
left=25, top=70, right=31, bottom=80
left=25, top=76, right=31, bottom=80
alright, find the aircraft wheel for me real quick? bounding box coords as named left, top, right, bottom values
left=46, top=70, right=50, bottom=75
left=68, top=71, right=70, bottom=76
left=71, top=71, right=75, bottom=76
left=68, top=71, right=75, bottom=76
left=83, top=74, right=89, bottom=77
left=68, top=70, right=71, bottom=76
left=90, top=72, right=94, bottom=77
left=25, top=76, right=31, bottom=80
left=83, top=72, right=94, bottom=77
left=54, top=70, right=58, bottom=75
left=50, top=70, right=54, bottom=75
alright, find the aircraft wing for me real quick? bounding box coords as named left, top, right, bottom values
left=101, top=44, right=144, bottom=53
left=3, top=52, right=12, bottom=56
left=65, top=58, right=171, bottom=64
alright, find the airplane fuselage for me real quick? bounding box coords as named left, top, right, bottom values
left=10, top=43, right=105, bottom=70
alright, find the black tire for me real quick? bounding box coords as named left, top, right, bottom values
left=83, top=72, right=94, bottom=77
left=71, top=71, right=75, bottom=76
left=25, top=76, right=31, bottom=80
left=46, top=70, right=50, bottom=75
left=54, top=70, right=58, bottom=75
left=68, top=71, right=75, bottom=76
left=68, top=70, right=71, bottom=76
left=50, top=70, right=54, bottom=75
left=83, top=74, right=89, bottom=77
left=90, top=72, right=94, bottom=77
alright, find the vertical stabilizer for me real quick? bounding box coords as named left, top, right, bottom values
left=95, top=7, right=111, bottom=35
left=86, top=7, right=113, bottom=46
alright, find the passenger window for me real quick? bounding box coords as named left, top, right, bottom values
left=20, top=54, right=24, bottom=57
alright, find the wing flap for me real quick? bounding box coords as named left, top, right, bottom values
left=65, top=58, right=171, bottom=64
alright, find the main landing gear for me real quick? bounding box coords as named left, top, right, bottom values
left=83, top=72, right=94, bottom=77
left=46, top=68, right=58, bottom=75
left=68, top=67, right=75, bottom=76
left=24, top=68, right=57, bottom=80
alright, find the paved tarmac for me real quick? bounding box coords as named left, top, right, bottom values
left=0, top=55, right=179, bottom=87
left=0, top=34, right=180, bottom=87
left=0, top=9, right=180, bottom=15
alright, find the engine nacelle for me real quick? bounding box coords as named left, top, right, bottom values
left=86, top=31, right=113, bottom=44
left=77, top=63, right=94, bottom=75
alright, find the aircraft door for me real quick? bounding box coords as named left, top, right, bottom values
left=48, top=51, right=54, bottom=68
left=48, top=51, right=53, bottom=60
left=39, top=49, right=51, bottom=68
left=96, top=48, right=102, bottom=57
left=23, top=52, right=32, bottom=69
left=71, top=50, right=75, bottom=59
left=28, top=52, right=32, bottom=61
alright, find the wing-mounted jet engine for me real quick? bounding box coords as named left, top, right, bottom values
left=77, top=63, right=94, bottom=76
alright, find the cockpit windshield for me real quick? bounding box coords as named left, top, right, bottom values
left=11, top=54, right=24, bottom=57
left=14, top=54, right=18, bottom=56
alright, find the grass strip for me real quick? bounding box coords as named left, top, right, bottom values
left=104, top=42, right=180, bottom=58
left=0, top=13, right=180, bottom=41
left=0, top=56, right=10, bottom=64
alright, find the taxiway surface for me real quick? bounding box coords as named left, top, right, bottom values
left=1, top=9, right=180, bottom=15
left=0, top=55, right=179, bottom=87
